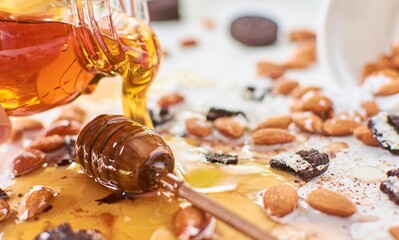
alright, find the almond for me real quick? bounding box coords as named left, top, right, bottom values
left=299, top=94, right=333, bottom=114
left=185, top=118, right=212, bottom=138
left=27, top=134, right=64, bottom=152
left=375, top=81, right=399, bottom=96
left=323, top=141, right=349, bottom=155
left=290, top=86, right=321, bottom=99
left=372, top=68, right=399, bottom=80
left=322, top=119, right=361, bottom=136
left=57, top=105, right=86, bottom=123
left=391, top=55, right=399, bottom=69
left=289, top=29, right=316, bottom=42
left=353, top=126, right=379, bottom=146
left=173, top=206, right=213, bottom=239
left=251, top=128, right=295, bottom=145
left=214, top=117, right=245, bottom=138
left=273, top=78, right=299, bottom=95
left=263, top=184, right=298, bottom=217
left=306, top=188, right=356, bottom=217
left=361, top=101, right=381, bottom=117
left=180, top=38, right=198, bottom=47
left=255, top=115, right=292, bottom=130
left=157, top=93, right=184, bottom=108
left=18, top=185, right=55, bottom=221
left=9, top=128, right=23, bottom=143
left=256, top=60, right=285, bottom=79
left=0, top=199, right=10, bottom=222
left=389, top=225, right=399, bottom=240
left=361, top=63, right=378, bottom=82
left=12, top=118, right=43, bottom=131
left=292, top=112, right=322, bottom=133
left=45, top=120, right=81, bottom=137
left=11, top=149, right=47, bottom=177
left=282, top=42, right=316, bottom=69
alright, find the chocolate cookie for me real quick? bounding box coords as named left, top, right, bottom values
left=205, top=152, right=238, bottom=165
left=380, top=169, right=399, bottom=206
left=230, top=16, right=278, bottom=46
left=148, top=0, right=179, bottom=21
left=270, top=149, right=329, bottom=181
left=368, top=112, right=399, bottom=155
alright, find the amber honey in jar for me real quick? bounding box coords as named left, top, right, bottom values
left=0, top=0, right=161, bottom=127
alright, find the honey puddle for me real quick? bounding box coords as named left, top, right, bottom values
left=0, top=136, right=296, bottom=240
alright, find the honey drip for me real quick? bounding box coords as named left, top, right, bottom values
left=0, top=11, right=160, bottom=127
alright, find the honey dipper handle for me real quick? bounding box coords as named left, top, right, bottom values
left=159, top=174, right=275, bottom=240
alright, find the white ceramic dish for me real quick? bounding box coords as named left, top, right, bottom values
left=318, top=0, right=399, bottom=86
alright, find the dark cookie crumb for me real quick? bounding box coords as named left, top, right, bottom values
left=205, top=152, right=238, bottom=165
left=380, top=168, right=399, bottom=206
left=230, top=16, right=278, bottom=46
left=149, top=108, right=174, bottom=127
left=368, top=114, right=399, bottom=155
left=270, top=149, right=329, bottom=181
left=0, top=188, right=9, bottom=201
left=35, top=223, right=105, bottom=240
left=96, top=191, right=133, bottom=204
left=206, top=108, right=247, bottom=121
left=387, top=115, right=399, bottom=134
left=242, top=86, right=271, bottom=101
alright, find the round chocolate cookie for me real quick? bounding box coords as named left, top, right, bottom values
left=230, top=16, right=278, bottom=46
left=148, top=0, right=180, bottom=21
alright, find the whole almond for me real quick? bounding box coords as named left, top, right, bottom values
left=18, top=186, right=55, bottom=221
left=57, top=105, right=86, bottom=123
left=0, top=199, right=10, bottom=222
left=299, top=94, right=332, bottom=114
left=185, top=118, right=212, bottom=138
left=389, top=225, right=399, bottom=240
left=263, top=184, right=298, bottom=217
left=372, top=68, right=399, bottom=80
left=361, top=63, right=378, bottom=82
left=290, top=86, right=321, bottom=99
left=273, top=79, right=299, bottom=95
left=157, top=93, right=184, bottom=108
left=214, top=117, right=245, bottom=138
left=306, top=188, right=356, bottom=217
left=12, top=118, right=43, bottom=131
left=391, top=55, right=399, bottom=69
left=323, top=141, right=349, bottom=155
left=27, top=135, right=64, bottom=152
left=289, top=29, right=316, bottom=42
left=9, top=128, right=23, bottom=143
left=322, top=119, right=361, bottom=136
left=256, top=60, right=285, bottom=79
left=180, top=38, right=198, bottom=47
left=375, top=81, right=399, bottom=96
left=256, top=115, right=292, bottom=130
left=11, top=149, right=47, bottom=177
left=353, top=126, right=379, bottom=146
left=282, top=42, right=316, bottom=69
left=173, top=206, right=212, bottom=239
left=251, top=128, right=295, bottom=145
left=45, top=120, right=81, bottom=137
left=292, top=112, right=322, bottom=133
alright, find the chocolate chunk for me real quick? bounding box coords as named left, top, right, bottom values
left=149, top=108, right=174, bottom=127
left=205, top=152, right=238, bottom=165
left=148, top=0, right=179, bottom=21
left=0, top=188, right=9, bottom=201
left=206, top=108, right=247, bottom=121
left=368, top=112, right=399, bottom=155
left=35, top=223, right=105, bottom=240
left=230, top=16, right=278, bottom=46
left=270, top=149, right=329, bottom=181
left=380, top=169, right=399, bottom=206
left=387, top=115, right=399, bottom=134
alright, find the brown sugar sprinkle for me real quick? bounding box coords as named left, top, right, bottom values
left=273, top=78, right=299, bottom=95
left=290, top=85, right=321, bottom=99
left=185, top=118, right=213, bottom=138
left=256, top=60, right=285, bottom=79
left=157, top=92, right=184, bottom=108
left=389, top=225, right=399, bottom=240
left=214, top=117, right=245, bottom=139
left=255, top=115, right=292, bottom=130
left=288, top=29, right=316, bottom=42
left=180, top=38, right=198, bottom=47
left=361, top=101, right=380, bottom=117
left=27, top=135, right=65, bottom=152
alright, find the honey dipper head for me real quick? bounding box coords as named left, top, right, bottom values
left=76, top=114, right=175, bottom=193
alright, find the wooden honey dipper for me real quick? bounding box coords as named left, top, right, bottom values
left=76, top=114, right=275, bottom=240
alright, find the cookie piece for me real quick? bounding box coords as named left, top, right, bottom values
left=380, top=169, right=399, bottom=206
left=270, top=149, right=329, bottom=181
left=206, top=107, right=247, bottom=121
left=205, top=152, right=238, bottom=165
left=230, top=16, right=278, bottom=46
left=368, top=112, right=399, bottom=155
left=148, top=0, right=179, bottom=21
